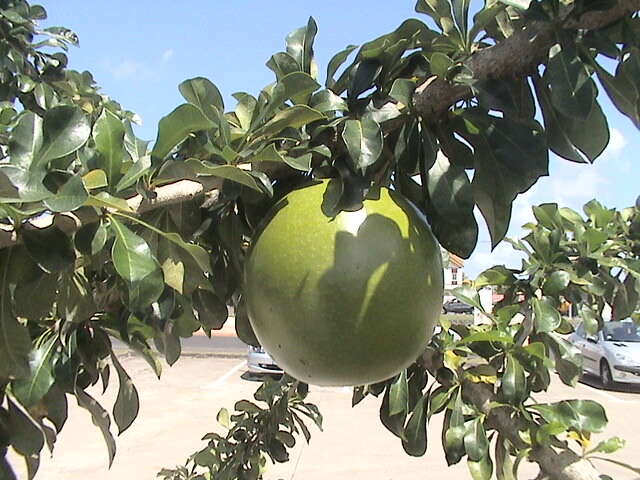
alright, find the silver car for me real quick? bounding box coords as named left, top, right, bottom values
left=569, top=320, right=640, bottom=387
left=247, top=345, right=283, bottom=375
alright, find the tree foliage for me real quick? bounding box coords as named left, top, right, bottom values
left=0, top=0, right=638, bottom=479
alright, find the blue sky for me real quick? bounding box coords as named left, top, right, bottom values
left=40, top=1, right=638, bottom=278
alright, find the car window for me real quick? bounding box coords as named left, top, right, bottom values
left=604, top=323, right=640, bottom=342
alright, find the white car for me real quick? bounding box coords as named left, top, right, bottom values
left=247, top=345, right=283, bottom=375
left=569, top=320, right=640, bottom=388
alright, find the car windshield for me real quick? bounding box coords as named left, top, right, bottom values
left=603, top=323, right=640, bottom=342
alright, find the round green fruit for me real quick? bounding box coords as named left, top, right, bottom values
left=244, top=180, right=444, bottom=386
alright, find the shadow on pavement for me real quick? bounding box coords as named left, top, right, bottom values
left=240, top=371, right=283, bottom=383
left=578, top=373, right=640, bottom=394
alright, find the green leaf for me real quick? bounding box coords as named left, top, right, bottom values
left=0, top=251, right=31, bottom=380
left=12, top=335, right=58, bottom=407
left=255, top=105, right=324, bottom=138
left=286, top=17, right=318, bottom=77
left=6, top=393, right=44, bottom=458
left=115, top=155, right=151, bottom=192
left=326, top=45, right=358, bottom=89
left=193, top=289, right=228, bottom=330
left=57, top=272, right=96, bottom=323
left=74, top=386, right=116, bottom=467
left=233, top=92, right=258, bottom=132
left=594, top=60, right=640, bottom=128
left=43, top=175, right=88, bottom=212
left=452, top=286, right=484, bottom=312
left=390, top=78, right=416, bottom=108
left=151, top=104, right=215, bottom=161
left=475, top=266, right=516, bottom=288
left=8, top=111, right=43, bottom=169
left=186, top=160, right=263, bottom=193
left=532, top=203, right=561, bottom=230
left=612, top=274, right=639, bottom=321
left=179, top=77, right=224, bottom=122
left=284, top=153, right=313, bottom=172
left=342, top=115, right=383, bottom=173
left=468, top=456, right=494, bottom=480
left=588, top=437, right=626, bottom=455
left=270, top=72, right=320, bottom=108
left=464, top=417, right=489, bottom=462
left=427, top=152, right=478, bottom=258
left=86, top=192, right=133, bottom=212
left=110, top=216, right=160, bottom=283
left=38, top=105, right=91, bottom=166
left=534, top=76, right=609, bottom=164
left=530, top=399, right=607, bottom=434
left=94, top=110, right=125, bottom=186
left=402, top=391, right=429, bottom=456
left=455, top=110, right=548, bottom=247
left=310, top=89, right=348, bottom=113
left=532, top=297, right=561, bottom=333
left=266, top=52, right=301, bottom=80
left=22, top=225, right=76, bottom=273
left=500, top=354, right=527, bottom=403
left=458, top=331, right=514, bottom=345
left=389, top=370, right=409, bottom=416
left=217, top=408, right=231, bottom=428
left=443, top=391, right=465, bottom=465
left=543, top=271, right=571, bottom=296
left=111, top=351, right=139, bottom=435
left=83, top=169, right=108, bottom=190
left=544, top=37, right=595, bottom=120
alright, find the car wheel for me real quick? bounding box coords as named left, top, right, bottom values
left=600, top=360, right=614, bottom=389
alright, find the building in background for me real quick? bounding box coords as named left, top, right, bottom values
left=442, top=251, right=467, bottom=300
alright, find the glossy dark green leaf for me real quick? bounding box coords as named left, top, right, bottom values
left=468, top=455, right=494, bottom=480
left=458, top=330, right=514, bottom=345
left=595, top=60, right=640, bottom=128
left=82, top=169, right=108, bottom=190
left=37, top=105, right=91, bottom=166
left=110, top=216, right=160, bottom=282
left=94, top=110, right=125, bottom=186
left=193, top=289, right=228, bottom=330
left=179, top=77, right=224, bottom=122
left=284, top=154, right=312, bottom=172
left=532, top=203, right=562, bottom=230
left=464, top=417, right=489, bottom=462
left=443, top=391, right=465, bottom=465
left=57, top=272, right=96, bottom=323
left=127, top=266, right=164, bottom=311
left=267, top=52, right=301, bottom=80
left=348, top=59, right=382, bottom=99
left=455, top=110, right=548, bottom=247
left=22, top=225, right=76, bottom=273
left=530, top=399, right=607, bottom=433
left=74, top=386, right=116, bottom=466
left=269, top=72, right=320, bottom=108
left=534, top=76, right=609, bottom=164
left=42, top=175, right=88, bottom=212
left=612, top=273, right=639, bottom=320
left=151, top=104, right=215, bottom=161
left=475, top=78, right=535, bottom=119
left=401, top=391, right=429, bottom=456
left=544, top=38, right=595, bottom=120
left=234, top=301, right=260, bottom=347
left=427, top=152, right=478, bottom=257
left=13, top=268, right=57, bottom=321
left=501, top=354, right=527, bottom=403
left=12, top=335, right=57, bottom=407
left=543, top=332, right=582, bottom=386
left=7, top=394, right=44, bottom=456
left=495, top=435, right=516, bottom=480
left=75, top=222, right=108, bottom=256
left=543, top=270, right=571, bottom=296
left=8, top=111, right=43, bottom=169
left=532, top=297, right=561, bottom=333
left=326, top=44, right=358, bottom=89
left=342, top=115, right=383, bottom=173
left=255, top=105, right=324, bottom=138
left=110, top=352, right=139, bottom=435
left=0, top=252, right=31, bottom=380
left=233, top=92, right=258, bottom=132
left=286, top=17, right=318, bottom=76
left=310, top=89, right=348, bottom=113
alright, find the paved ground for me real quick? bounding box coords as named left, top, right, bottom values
left=8, top=332, right=640, bottom=480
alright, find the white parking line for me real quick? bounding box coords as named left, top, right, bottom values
left=202, top=361, right=246, bottom=390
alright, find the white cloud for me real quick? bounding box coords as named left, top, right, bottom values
left=161, top=48, right=174, bottom=63
left=607, top=127, right=626, bottom=156
left=108, top=59, right=147, bottom=79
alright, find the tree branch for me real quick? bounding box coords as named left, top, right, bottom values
left=0, top=177, right=222, bottom=250
left=413, top=0, right=640, bottom=121
left=462, top=380, right=601, bottom=480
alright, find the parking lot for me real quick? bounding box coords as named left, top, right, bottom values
left=14, top=352, right=640, bottom=480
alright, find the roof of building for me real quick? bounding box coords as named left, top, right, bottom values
left=448, top=254, right=465, bottom=268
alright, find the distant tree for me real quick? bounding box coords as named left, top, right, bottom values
left=0, top=1, right=638, bottom=479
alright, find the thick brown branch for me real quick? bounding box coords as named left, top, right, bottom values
left=462, top=380, right=600, bottom=480
left=413, top=0, right=640, bottom=120
left=0, top=177, right=222, bottom=250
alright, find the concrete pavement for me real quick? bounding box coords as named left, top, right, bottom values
left=9, top=351, right=640, bottom=480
